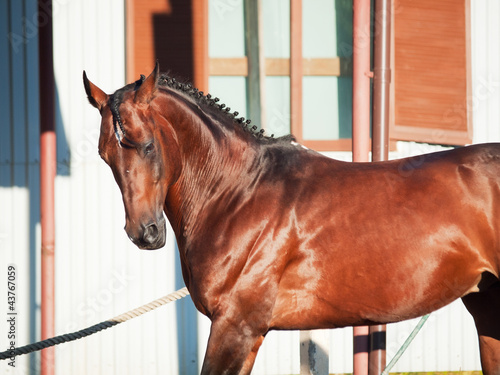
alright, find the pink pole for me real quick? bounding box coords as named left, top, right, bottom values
left=352, top=0, right=372, bottom=164
left=352, top=1, right=371, bottom=375
left=39, top=0, right=56, bottom=373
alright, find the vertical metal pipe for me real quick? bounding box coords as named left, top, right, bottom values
left=372, top=0, right=391, bottom=163
left=352, top=0, right=371, bottom=163
left=369, top=325, right=387, bottom=375
left=352, top=1, right=371, bottom=374
left=290, top=0, right=303, bottom=138
left=245, top=0, right=266, bottom=129
left=39, top=0, right=56, bottom=374
left=353, top=326, right=370, bottom=375
left=369, top=1, right=391, bottom=374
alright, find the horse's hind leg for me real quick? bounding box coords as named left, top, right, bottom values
left=462, top=282, right=500, bottom=375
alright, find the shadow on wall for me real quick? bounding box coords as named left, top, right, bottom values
left=153, top=0, right=194, bottom=81
left=0, top=1, right=70, bottom=373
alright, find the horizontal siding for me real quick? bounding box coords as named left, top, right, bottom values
left=471, top=0, right=500, bottom=143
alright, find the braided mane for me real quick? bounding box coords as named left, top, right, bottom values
left=157, top=74, right=295, bottom=144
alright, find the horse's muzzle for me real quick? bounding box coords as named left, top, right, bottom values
left=128, top=217, right=167, bottom=250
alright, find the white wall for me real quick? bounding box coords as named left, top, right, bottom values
left=471, top=0, right=500, bottom=143
left=52, top=1, right=184, bottom=374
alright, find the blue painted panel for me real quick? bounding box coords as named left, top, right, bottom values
left=25, top=0, right=40, bottom=164
left=10, top=0, right=28, bottom=171
left=0, top=0, right=12, bottom=166
left=0, top=0, right=41, bottom=185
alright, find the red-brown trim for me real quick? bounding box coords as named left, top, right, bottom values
left=125, top=0, right=135, bottom=83
left=209, top=57, right=342, bottom=77
left=302, top=139, right=397, bottom=152
left=192, top=0, right=209, bottom=92
left=302, top=139, right=353, bottom=152
left=209, top=58, right=248, bottom=76
left=303, top=58, right=341, bottom=76
left=389, top=125, right=472, bottom=146
left=465, top=0, right=473, bottom=142
left=290, top=0, right=303, bottom=141
left=352, top=0, right=372, bottom=162
left=39, top=0, right=56, bottom=372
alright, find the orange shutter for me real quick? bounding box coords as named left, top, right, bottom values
left=391, top=0, right=472, bottom=145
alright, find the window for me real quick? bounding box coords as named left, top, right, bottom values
left=390, top=0, right=472, bottom=145
left=208, top=0, right=354, bottom=151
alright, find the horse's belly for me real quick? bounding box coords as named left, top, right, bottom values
left=269, top=253, right=488, bottom=330
left=270, top=283, right=471, bottom=330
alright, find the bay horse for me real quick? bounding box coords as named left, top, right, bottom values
left=83, top=63, right=500, bottom=375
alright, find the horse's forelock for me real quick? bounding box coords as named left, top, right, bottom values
left=107, top=76, right=147, bottom=139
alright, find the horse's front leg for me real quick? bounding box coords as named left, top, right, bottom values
left=200, top=317, right=266, bottom=375
left=240, top=335, right=266, bottom=375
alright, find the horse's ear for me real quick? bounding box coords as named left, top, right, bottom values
left=83, top=71, right=109, bottom=111
left=135, top=62, right=159, bottom=104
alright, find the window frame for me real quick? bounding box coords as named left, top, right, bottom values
left=208, top=0, right=352, bottom=151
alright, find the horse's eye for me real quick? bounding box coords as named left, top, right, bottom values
left=144, top=142, right=155, bottom=155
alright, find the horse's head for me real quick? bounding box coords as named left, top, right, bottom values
left=83, top=63, right=180, bottom=250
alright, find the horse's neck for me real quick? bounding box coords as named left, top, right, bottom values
left=161, top=95, right=260, bottom=238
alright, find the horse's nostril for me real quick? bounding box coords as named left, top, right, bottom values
left=143, top=223, right=159, bottom=243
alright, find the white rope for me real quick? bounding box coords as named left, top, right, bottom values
left=0, top=287, right=190, bottom=360
left=111, top=287, right=190, bottom=323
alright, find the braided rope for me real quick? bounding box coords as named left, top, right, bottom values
left=0, top=287, right=189, bottom=360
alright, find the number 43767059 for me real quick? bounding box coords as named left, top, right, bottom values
left=7, top=265, right=16, bottom=311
